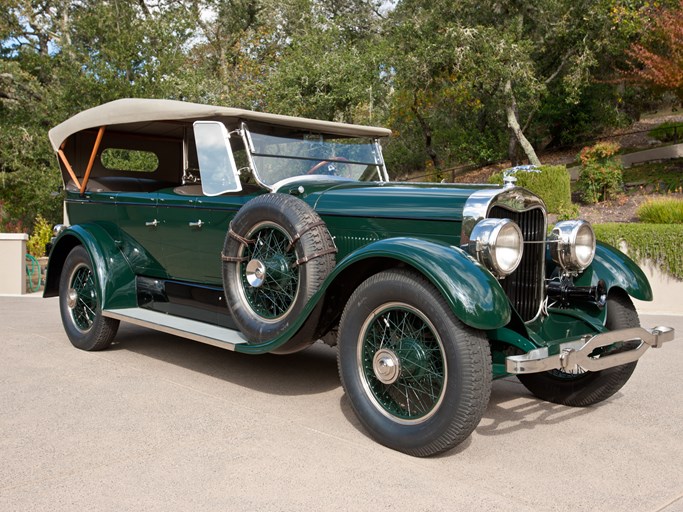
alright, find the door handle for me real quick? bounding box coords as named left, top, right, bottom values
left=188, top=220, right=204, bottom=229
left=145, top=219, right=159, bottom=227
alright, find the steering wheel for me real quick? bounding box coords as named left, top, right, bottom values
left=306, top=156, right=350, bottom=175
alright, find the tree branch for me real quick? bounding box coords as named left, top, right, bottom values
left=545, top=51, right=572, bottom=85
left=138, top=0, right=152, bottom=18
left=504, top=80, right=541, bottom=166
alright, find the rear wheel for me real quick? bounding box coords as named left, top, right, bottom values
left=517, top=291, right=639, bottom=406
left=337, top=270, right=491, bottom=457
left=59, top=246, right=119, bottom=351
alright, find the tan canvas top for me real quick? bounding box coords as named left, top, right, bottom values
left=48, top=98, right=392, bottom=151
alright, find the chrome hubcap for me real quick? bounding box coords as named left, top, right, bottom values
left=245, top=259, right=266, bottom=287
left=373, top=348, right=401, bottom=385
left=66, top=288, right=78, bottom=309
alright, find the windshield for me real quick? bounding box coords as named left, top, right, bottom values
left=243, top=126, right=387, bottom=187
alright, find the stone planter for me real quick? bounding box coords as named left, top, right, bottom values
left=0, top=233, right=29, bottom=294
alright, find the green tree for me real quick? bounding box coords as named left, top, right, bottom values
left=0, top=0, right=199, bottom=230
left=262, top=9, right=386, bottom=123
left=384, top=0, right=669, bottom=174
left=0, top=60, right=62, bottom=228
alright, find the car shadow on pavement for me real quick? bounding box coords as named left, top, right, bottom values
left=477, top=377, right=598, bottom=437
left=337, top=393, right=477, bottom=457
left=109, top=324, right=608, bottom=454
left=109, top=323, right=341, bottom=396
left=337, top=377, right=605, bottom=458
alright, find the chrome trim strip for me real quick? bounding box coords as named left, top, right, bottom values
left=103, top=307, right=248, bottom=351
left=505, top=326, right=675, bottom=374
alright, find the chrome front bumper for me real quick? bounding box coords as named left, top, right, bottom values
left=506, top=326, right=675, bottom=375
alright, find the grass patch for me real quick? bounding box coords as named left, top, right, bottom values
left=623, top=158, right=683, bottom=193
left=594, top=223, right=683, bottom=280
left=637, top=198, right=683, bottom=223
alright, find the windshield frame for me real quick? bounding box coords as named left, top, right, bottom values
left=238, top=121, right=388, bottom=191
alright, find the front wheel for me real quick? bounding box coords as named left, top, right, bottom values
left=59, top=246, right=119, bottom=351
left=337, top=270, right=492, bottom=457
left=517, top=291, right=639, bottom=407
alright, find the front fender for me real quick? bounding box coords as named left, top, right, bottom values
left=44, top=224, right=138, bottom=309
left=329, top=237, right=511, bottom=330
left=574, top=241, right=652, bottom=301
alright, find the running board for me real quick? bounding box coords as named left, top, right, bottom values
left=103, top=307, right=248, bottom=351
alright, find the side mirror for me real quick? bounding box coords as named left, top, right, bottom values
left=193, top=121, right=242, bottom=196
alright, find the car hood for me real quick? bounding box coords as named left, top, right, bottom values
left=295, top=180, right=501, bottom=222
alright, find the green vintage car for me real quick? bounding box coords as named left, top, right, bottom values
left=45, top=98, right=674, bottom=456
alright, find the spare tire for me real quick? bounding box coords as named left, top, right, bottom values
left=222, top=193, right=336, bottom=344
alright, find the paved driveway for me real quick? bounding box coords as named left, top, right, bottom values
left=1, top=296, right=681, bottom=512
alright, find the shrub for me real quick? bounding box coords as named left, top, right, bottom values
left=648, top=121, right=683, bottom=143
left=636, top=198, right=683, bottom=224
left=556, top=203, right=580, bottom=221
left=594, top=223, right=683, bottom=280
left=26, top=215, right=53, bottom=257
left=576, top=142, right=624, bottom=204
left=488, top=165, right=573, bottom=214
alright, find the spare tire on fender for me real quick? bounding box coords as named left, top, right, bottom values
left=222, top=193, right=337, bottom=345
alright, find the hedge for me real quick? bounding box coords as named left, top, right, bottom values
left=593, top=223, right=683, bottom=280
left=488, top=165, right=573, bottom=215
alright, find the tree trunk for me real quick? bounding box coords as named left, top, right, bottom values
left=504, top=80, right=541, bottom=166
left=508, top=131, right=519, bottom=166
left=411, top=102, right=442, bottom=170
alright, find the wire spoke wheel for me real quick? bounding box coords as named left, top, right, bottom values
left=67, top=263, right=97, bottom=332
left=59, top=245, right=118, bottom=351
left=359, top=303, right=446, bottom=423
left=238, top=222, right=300, bottom=321
left=222, top=193, right=336, bottom=345
left=338, top=270, right=491, bottom=457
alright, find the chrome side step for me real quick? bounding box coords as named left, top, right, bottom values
left=103, top=307, right=248, bottom=351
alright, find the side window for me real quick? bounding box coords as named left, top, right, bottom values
left=193, top=121, right=242, bottom=196
left=101, top=148, right=159, bottom=172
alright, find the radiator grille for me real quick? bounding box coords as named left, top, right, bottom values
left=489, top=206, right=546, bottom=321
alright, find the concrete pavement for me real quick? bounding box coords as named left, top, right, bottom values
left=620, top=143, right=683, bottom=168
left=1, top=296, right=681, bottom=512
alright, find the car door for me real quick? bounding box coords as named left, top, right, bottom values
left=156, top=188, right=204, bottom=282
left=116, top=191, right=166, bottom=277
left=156, top=188, right=260, bottom=285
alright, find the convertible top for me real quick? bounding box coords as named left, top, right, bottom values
left=48, top=98, right=392, bottom=151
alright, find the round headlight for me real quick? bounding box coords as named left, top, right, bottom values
left=549, top=220, right=596, bottom=273
left=468, top=218, right=523, bottom=278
